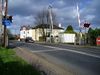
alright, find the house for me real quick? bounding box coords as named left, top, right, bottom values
left=33, top=24, right=64, bottom=41
left=20, top=26, right=34, bottom=41
left=20, top=24, right=64, bottom=41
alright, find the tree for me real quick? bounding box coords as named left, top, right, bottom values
left=88, top=28, right=94, bottom=45
left=64, top=25, right=75, bottom=33
left=95, top=28, right=100, bottom=37
left=88, top=28, right=100, bottom=45
left=34, top=8, right=58, bottom=25
left=34, top=8, right=58, bottom=41
left=7, top=29, right=12, bottom=36
left=7, top=29, right=15, bottom=40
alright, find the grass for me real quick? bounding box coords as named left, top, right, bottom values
left=0, top=47, right=41, bottom=75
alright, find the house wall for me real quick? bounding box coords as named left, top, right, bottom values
left=32, top=28, right=64, bottom=41
left=35, top=29, right=40, bottom=41
left=27, top=29, right=33, bottom=37
left=20, top=30, right=27, bottom=39
left=52, top=29, right=64, bottom=36
left=20, top=28, right=64, bottom=41
left=31, top=29, right=35, bottom=40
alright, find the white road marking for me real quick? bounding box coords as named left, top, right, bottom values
left=33, top=44, right=100, bottom=59
left=31, top=49, right=61, bottom=53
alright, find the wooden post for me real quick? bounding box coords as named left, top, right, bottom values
left=3, top=0, right=8, bottom=47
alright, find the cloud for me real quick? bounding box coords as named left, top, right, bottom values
left=7, top=0, right=100, bottom=34
left=12, top=15, right=34, bottom=26
left=84, top=15, right=95, bottom=21
left=79, top=0, right=100, bottom=28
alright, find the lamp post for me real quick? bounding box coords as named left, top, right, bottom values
left=48, top=5, right=53, bottom=43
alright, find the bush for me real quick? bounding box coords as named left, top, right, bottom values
left=88, top=28, right=100, bottom=45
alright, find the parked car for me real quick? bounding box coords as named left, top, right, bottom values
left=25, top=37, right=34, bottom=43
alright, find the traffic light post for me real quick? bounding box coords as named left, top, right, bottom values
left=2, top=16, right=12, bottom=46
left=3, top=0, right=8, bottom=47
left=2, top=0, right=12, bottom=47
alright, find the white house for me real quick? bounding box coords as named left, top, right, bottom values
left=20, top=26, right=34, bottom=41
left=20, top=24, right=64, bottom=41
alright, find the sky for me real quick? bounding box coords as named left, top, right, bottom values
left=7, top=0, right=100, bottom=34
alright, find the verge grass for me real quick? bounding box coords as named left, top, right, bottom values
left=0, top=47, right=41, bottom=75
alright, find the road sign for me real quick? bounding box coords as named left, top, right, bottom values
left=2, top=19, right=11, bottom=26
left=96, top=37, right=100, bottom=46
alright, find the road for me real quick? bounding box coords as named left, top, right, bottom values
left=10, top=41, right=100, bottom=75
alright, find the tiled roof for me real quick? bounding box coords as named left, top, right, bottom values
left=20, top=25, right=33, bottom=30
left=33, top=24, right=64, bottom=29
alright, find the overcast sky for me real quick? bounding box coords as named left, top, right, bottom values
left=7, top=0, right=100, bottom=34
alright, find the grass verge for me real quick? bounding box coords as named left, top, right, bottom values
left=0, top=47, right=41, bottom=75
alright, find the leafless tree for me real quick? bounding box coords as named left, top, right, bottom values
left=34, top=8, right=58, bottom=41
left=34, top=8, right=58, bottom=25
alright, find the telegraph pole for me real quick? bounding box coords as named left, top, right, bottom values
left=0, top=0, right=2, bottom=45
left=3, top=0, right=8, bottom=47
left=48, top=5, right=53, bottom=43
left=77, top=3, right=82, bottom=45
left=0, top=0, right=2, bottom=32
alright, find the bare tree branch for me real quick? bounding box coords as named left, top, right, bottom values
left=34, top=8, right=58, bottom=41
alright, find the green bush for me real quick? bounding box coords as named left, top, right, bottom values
left=88, top=28, right=100, bottom=45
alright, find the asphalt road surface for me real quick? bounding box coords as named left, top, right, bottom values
left=10, top=41, right=100, bottom=75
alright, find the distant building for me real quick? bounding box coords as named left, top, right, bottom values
left=20, top=26, right=34, bottom=41
left=20, top=24, right=64, bottom=41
